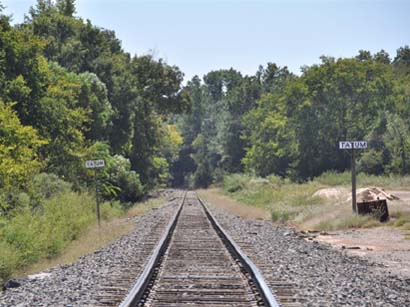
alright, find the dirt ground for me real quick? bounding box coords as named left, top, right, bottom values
left=314, top=227, right=410, bottom=278
left=198, top=188, right=410, bottom=279
left=316, top=189, right=410, bottom=278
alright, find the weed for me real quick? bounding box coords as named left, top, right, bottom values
left=0, top=191, right=120, bottom=284
left=316, top=214, right=379, bottom=231
left=223, top=174, right=251, bottom=193
left=222, top=173, right=387, bottom=231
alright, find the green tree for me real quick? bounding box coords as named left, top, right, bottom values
left=0, top=100, right=46, bottom=195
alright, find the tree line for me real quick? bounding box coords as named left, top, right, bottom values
left=173, top=48, right=410, bottom=186
left=2, top=0, right=410, bottom=212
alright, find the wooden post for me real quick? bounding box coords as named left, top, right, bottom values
left=351, top=148, right=357, bottom=213
left=95, top=168, right=101, bottom=226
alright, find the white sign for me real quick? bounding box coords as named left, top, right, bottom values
left=339, top=141, right=367, bottom=150
left=85, top=160, right=105, bottom=168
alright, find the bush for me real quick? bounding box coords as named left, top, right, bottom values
left=223, top=174, right=251, bottom=193
left=32, top=173, right=72, bottom=199
left=0, top=241, right=19, bottom=284
left=0, top=190, right=30, bottom=213
left=117, top=171, right=144, bottom=203
left=358, top=149, right=384, bottom=175
left=271, top=206, right=294, bottom=222
left=0, top=186, right=121, bottom=284
left=314, top=171, right=351, bottom=186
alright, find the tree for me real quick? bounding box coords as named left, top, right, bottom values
left=384, top=113, right=410, bottom=174
left=374, top=49, right=391, bottom=64
left=56, top=0, right=75, bottom=17
left=393, top=45, right=410, bottom=75
left=0, top=100, right=46, bottom=193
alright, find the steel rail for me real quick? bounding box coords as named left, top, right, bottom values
left=198, top=195, right=281, bottom=307
left=119, top=191, right=187, bottom=307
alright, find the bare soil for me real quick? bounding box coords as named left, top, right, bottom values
left=314, top=227, right=410, bottom=278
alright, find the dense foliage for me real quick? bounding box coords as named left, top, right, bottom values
left=1, top=0, right=410, bottom=283
left=0, top=0, right=189, bottom=209
left=173, top=50, right=410, bottom=186
left=0, top=0, right=188, bottom=282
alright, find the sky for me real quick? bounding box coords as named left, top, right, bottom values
left=2, top=0, right=409, bottom=82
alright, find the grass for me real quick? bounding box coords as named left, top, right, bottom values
left=223, top=174, right=325, bottom=226
left=197, top=189, right=270, bottom=220
left=126, top=197, right=166, bottom=218
left=0, top=191, right=123, bottom=284
left=389, top=211, right=410, bottom=230
left=0, top=183, right=167, bottom=285
left=16, top=218, right=133, bottom=277
left=315, top=214, right=380, bottom=231
left=315, top=170, right=410, bottom=189
left=13, top=196, right=166, bottom=280
left=221, top=172, right=410, bottom=231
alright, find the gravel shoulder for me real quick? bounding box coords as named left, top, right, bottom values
left=200, top=189, right=410, bottom=307
left=0, top=195, right=181, bottom=307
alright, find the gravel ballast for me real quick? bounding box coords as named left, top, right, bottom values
left=206, top=203, right=410, bottom=307
left=0, top=198, right=180, bottom=307
left=2, top=192, right=410, bottom=307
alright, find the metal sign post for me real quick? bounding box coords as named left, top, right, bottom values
left=85, top=159, right=105, bottom=226
left=339, top=141, right=367, bottom=213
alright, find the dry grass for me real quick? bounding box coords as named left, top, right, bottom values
left=127, top=197, right=166, bottom=218
left=15, top=218, right=133, bottom=277
left=16, top=197, right=166, bottom=278
left=197, top=189, right=270, bottom=220
left=219, top=174, right=410, bottom=232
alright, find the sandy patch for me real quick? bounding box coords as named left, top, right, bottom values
left=313, top=187, right=348, bottom=200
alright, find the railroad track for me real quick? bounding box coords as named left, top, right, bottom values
left=114, top=191, right=299, bottom=307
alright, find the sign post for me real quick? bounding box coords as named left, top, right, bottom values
left=339, top=141, right=367, bottom=213
left=351, top=148, right=356, bottom=213
left=85, top=160, right=105, bottom=226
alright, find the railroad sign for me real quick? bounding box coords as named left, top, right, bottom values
left=339, top=141, right=367, bottom=150
left=338, top=140, right=368, bottom=215
left=85, top=159, right=105, bottom=227
left=85, top=159, right=105, bottom=169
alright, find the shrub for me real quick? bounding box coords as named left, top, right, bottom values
left=271, top=207, right=293, bottom=222
left=0, top=187, right=121, bottom=284
left=117, top=171, right=144, bottom=203
left=223, top=174, right=251, bottom=193
left=0, top=241, right=19, bottom=284
left=314, top=171, right=351, bottom=186
left=32, top=173, right=72, bottom=199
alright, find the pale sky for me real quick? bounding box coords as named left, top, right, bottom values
left=2, top=0, right=409, bottom=82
